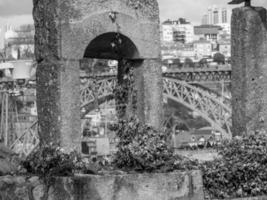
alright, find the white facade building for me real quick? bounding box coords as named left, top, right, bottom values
left=193, top=40, right=212, bottom=59
left=161, top=24, right=173, bottom=42
left=202, top=6, right=231, bottom=34
left=161, top=19, right=194, bottom=43
left=173, top=24, right=194, bottom=43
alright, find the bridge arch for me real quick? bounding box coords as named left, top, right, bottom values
left=80, top=77, right=232, bottom=138
left=11, top=77, right=232, bottom=157
left=163, top=78, right=232, bottom=138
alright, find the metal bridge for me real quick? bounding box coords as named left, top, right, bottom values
left=81, top=64, right=232, bottom=83
left=10, top=76, right=232, bottom=156
left=80, top=77, right=232, bottom=137
left=163, top=65, right=232, bottom=83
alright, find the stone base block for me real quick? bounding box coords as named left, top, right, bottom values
left=0, top=171, right=204, bottom=200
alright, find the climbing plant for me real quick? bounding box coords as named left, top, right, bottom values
left=113, top=61, right=137, bottom=119
left=202, top=134, right=267, bottom=199
left=112, top=116, right=199, bottom=172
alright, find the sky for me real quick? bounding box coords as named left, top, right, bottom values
left=1, top=0, right=267, bottom=27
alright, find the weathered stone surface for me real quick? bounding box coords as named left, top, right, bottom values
left=0, top=144, right=17, bottom=159
left=36, top=60, right=61, bottom=145
left=33, top=0, right=160, bottom=60
left=0, top=171, right=204, bottom=200
left=231, top=7, right=267, bottom=136
left=142, top=59, right=163, bottom=128
left=0, top=144, right=18, bottom=175
left=213, top=196, right=267, bottom=200
left=33, top=0, right=162, bottom=148
left=36, top=59, right=81, bottom=150
left=59, top=60, right=81, bottom=150
left=0, top=159, right=16, bottom=175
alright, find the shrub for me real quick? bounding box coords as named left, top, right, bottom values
left=199, top=58, right=208, bottom=68
left=112, top=116, right=199, bottom=172
left=202, top=134, right=267, bottom=199
left=21, top=144, right=80, bottom=178
left=213, top=53, right=225, bottom=64
left=184, top=57, right=194, bottom=68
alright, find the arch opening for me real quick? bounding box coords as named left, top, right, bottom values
left=84, top=32, right=140, bottom=60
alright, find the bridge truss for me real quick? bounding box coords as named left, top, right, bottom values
left=79, top=77, right=232, bottom=137
left=10, top=76, right=232, bottom=156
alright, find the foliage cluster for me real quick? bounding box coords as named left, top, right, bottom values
left=113, top=65, right=136, bottom=118
left=213, top=52, right=225, bottom=64
left=202, top=134, right=267, bottom=199
left=21, top=118, right=267, bottom=199
left=112, top=117, right=199, bottom=172
left=21, top=144, right=99, bottom=179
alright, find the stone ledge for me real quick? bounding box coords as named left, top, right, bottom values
left=211, top=197, right=267, bottom=200
left=0, top=170, right=203, bottom=200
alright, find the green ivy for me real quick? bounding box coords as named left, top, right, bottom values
left=21, top=144, right=79, bottom=178
left=112, top=116, right=199, bottom=172
left=202, top=134, right=267, bottom=199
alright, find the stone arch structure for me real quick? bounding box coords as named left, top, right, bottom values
left=84, top=32, right=140, bottom=59
left=33, top=0, right=162, bottom=149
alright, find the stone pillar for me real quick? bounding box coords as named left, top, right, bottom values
left=36, top=59, right=61, bottom=146
left=232, top=7, right=267, bottom=136
left=134, top=59, right=163, bottom=129
left=59, top=59, right=81, bottom=150
left=36, top=59, right=81, bottom=150
left=133, top=60, right=145, bottom=122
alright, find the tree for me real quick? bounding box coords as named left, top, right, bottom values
left=213, top=53, right=225, bottom=64
left=199, top=58, right=208, bottom=68
left=184, top=58, right=194, bottom=68
left=162, top=59, right=169, bottom=66
left=0, top=48, right=7, bottom=62
left=172, top=58, right=182, bottom=69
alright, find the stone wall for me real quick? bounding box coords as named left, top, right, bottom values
left=0, top=171, right=203, bottom=200
left=212, top=197, right=267, bottom=200
left=231, top=7, right=267, bottom=136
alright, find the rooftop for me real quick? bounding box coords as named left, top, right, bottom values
left=194, top=25, right=222, bottom=35
left=193, top=39, right=211, bottom=44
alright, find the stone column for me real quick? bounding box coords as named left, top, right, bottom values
left=36, top=59, right=61, bottom=146
left=59, top=59, right=81, bottom=150
left=231, top=7, right=267, bottom=136
left=36, top=59, right=81, bottom=150
left=134, top=59, right=163, bottom=129
left=133, top=60, right=145, bottom=122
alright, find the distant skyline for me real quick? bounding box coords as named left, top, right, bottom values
left=0, top=0, right=267, bottom=27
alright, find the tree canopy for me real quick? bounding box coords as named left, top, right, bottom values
left=213, top=53, right=225, bottom=64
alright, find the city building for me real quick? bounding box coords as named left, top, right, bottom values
left=161, top=43, right=184, bottom=60
left=161, top=18, right=194, bottom=44
left=161, top=23, right=173, bottom=42
left=0, top=28, right=5, bottom=50
left=173, top=24, right=194, bottom=43
left=202, top=6, right=231, bottom=25
left=202, top=14, right=209, bottom=25
left=201, top=6, right=231, bottom=34
left=180, top=43, right=195, bottom=61
left=3, top=25, right=34, bottom=61
left=193, top=39, right=212, bottom=59
left=218, top=39, right=231, bottom=58
left=194, top=25, right=222, bottom=42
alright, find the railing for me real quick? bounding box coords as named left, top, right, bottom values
left=10, top=120, right=39, bottom=157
